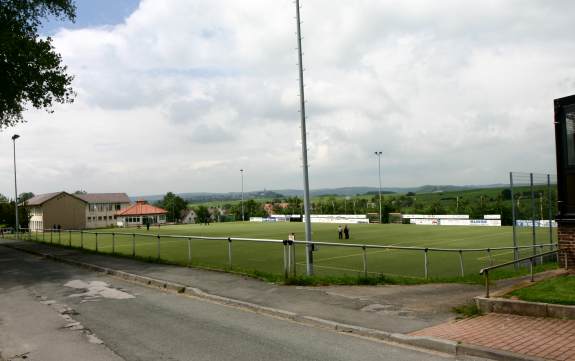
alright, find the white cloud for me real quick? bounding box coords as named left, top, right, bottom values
left=1, top=0, right=573, bottom=196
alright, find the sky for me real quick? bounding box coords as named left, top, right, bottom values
left=1, top=0, right=573, bottom=197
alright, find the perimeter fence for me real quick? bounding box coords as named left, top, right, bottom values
left=1, top=227, right=560, bottom=280
left=509, top=172, right=557, bottom=264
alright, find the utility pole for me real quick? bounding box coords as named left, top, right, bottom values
left=12, top=134, right=20, bottom=239
left=240, top=169, right=244, bottom=222
left=375, top=151, right=383, bottom=224
left=295, top=0, right=313, bottom=275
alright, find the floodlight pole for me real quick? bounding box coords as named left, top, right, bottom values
left=12, top=134, right=20, bottom=239
left=295, top=0, right=313, bottom=276
left=375, top=151, right=383, bottom=224
left=240, top=169, right=244, bottom=221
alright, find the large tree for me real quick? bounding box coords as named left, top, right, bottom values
left=18, top=191, right=34, bottom=203
left=0, top=0, right=76, bottom=128
left=158, top=192, right=188, bottom=223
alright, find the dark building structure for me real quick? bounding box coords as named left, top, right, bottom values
left=554, top=95, right=575, bottom=268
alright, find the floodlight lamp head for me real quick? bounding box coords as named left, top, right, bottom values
left=12, top=134, right=20, bottom=141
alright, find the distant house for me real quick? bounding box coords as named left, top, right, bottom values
left=264, top=202, right=289, bottom=215
left=25, top=192, right=131, bottom=231
left=181, top=209, right=197, bottom=224
left=115, top=200, right=167, bottom=227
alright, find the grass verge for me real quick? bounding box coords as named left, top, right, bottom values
left=507, top=274, right=575, bottom=305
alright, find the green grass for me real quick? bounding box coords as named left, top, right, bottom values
left=17, top=222, right=557, bottom=281
left=508, top=275, right=575, bottom=305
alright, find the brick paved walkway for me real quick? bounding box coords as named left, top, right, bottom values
left=412, top=313, right=575, bottom=360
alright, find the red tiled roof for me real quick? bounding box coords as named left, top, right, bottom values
left=116, top=201, right=167, bottom=216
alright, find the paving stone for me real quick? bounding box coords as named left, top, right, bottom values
left=412, top=313, right=575, bottom=361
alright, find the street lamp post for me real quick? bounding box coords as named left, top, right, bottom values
left=295, top=0, right=313, bottom=275
left=12, top=134, right=20, bottom=238
left=375, top=151, right=383, bottom=224
left=240, top=169, right=244, bottom=222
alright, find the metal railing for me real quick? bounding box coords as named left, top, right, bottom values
left=479, top=249, right=562, bottom=298
left=2, top=227, right=560, bottom=280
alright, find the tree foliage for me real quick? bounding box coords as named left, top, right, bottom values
left=0, top=201, right=29, bottom=228
left=194, top=205, right=211, bottom=224
left=157, top=192, right=188, bottom=223
left=0, top=0, right=76, bottom=128
left=18, top=192, right=34, bottom=203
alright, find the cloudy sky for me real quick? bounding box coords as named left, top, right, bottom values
left=1, top=0, right=573, bottom=197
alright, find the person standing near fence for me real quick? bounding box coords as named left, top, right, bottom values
left=338, top=225, right=343, bottom=239
left=344, top=225, right=350, bottom=239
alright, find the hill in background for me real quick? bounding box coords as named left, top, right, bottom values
left=132, top=184, right=507, bottom=203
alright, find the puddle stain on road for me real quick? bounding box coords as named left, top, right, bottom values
left=64, top=280, right=135, bottom=300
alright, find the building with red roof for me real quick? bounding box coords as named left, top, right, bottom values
left=115, top=200, right=167, bottom=227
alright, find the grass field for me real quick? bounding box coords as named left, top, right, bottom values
left=19, top=222, right=557, bottom=281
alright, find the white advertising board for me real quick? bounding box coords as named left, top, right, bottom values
left=411, top=218, right=501, bottom=227
left=516, top=220, right=558, bottom=228
left=403, top=214, right=469, bottom=219
left=306, top=214, right=369, bottom=224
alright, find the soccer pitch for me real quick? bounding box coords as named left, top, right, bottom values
left=29, top=222, right=556, bottom=279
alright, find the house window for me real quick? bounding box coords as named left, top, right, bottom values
left=98, top=216, right=102, bottom=221
left=115, top=204, right=121, bottom=211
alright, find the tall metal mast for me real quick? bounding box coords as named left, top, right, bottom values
left=295, top=0, right=313, bottom=275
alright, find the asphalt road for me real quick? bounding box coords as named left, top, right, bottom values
left=0, top=245, right=483, bottom=361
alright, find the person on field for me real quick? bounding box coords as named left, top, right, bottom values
left=344, top=225, right=350, bottom=239
left=288, top=232, right=295, bottom=243
left=338, top=225, right=343, bottom=239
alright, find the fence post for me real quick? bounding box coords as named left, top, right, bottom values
left=283, top=240, right=288, bottom=279
left=424, top=248, right=429, bottom=279
left=69, top=230, right=72, bottom=247
left=292, top=242, right=297, bottom=276
left=539, top=244, right=544, bottom=265
left=50, top=230, right=53, bottom=244
left=112, top=233, right=115, bottom=253
left=530, top=173, right=537, bottom=259
left=530, top=257, right=534, bottom=282
left=227, top=237, right=232, bottom=269
left=132, top=233, right=135, bottom=257
left=485, top=270, right=490, bottom=298
left=487, top=248, right=493, bottom=267
left=187, top=238, right=192, bottom=265
left=157, top=235, right=161, bottom=259
left=95, top=233, right=99, bottom=252
left=58, top=230, right=61, bottom=244
left=459, top=250, right=465, bottom=277
left=80, top=231, right=83, bottom=249
left=361, top=246, right=367, bottom=278
left=287, top=240, right=292, bottom=277
left=510, top=172, right=518, bottom=267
